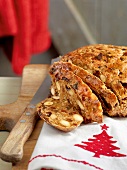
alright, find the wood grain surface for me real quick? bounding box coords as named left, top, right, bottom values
left=0, top=64, right=49, bottom=169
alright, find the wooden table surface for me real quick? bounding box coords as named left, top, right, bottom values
left=0, top=65, right=49, bottom=170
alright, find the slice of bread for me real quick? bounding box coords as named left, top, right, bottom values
left=49, top=67, right=103, bottom=123
left=37, top=97, right=83, bottom=132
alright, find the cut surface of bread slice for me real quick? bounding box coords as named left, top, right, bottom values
left=49, top=61, right=118, bottom=113
left=37, top=97, right=83, bottom=132
left=61, top=44, right=127, bottom=117
left=49, top=67, right=103, bottom=123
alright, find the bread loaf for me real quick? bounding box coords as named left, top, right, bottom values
left=37, top=44, right=127, bottom=132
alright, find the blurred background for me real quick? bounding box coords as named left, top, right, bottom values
left=0, top=0, right=127, bottom=76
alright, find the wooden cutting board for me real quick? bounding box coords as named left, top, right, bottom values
left=0, top=64, right=49, bottom=168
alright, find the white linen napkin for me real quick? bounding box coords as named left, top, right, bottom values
left=28, top=116, right=127, bottom=170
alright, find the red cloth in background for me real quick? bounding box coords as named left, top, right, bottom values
left=0, top=0, right=51, bottom=75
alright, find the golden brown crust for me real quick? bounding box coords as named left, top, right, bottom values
left=61, top=44, right=127, bottom=117
left=49, top=67, right=103, bottom=123
left=37, top=97, right=83, bottom=132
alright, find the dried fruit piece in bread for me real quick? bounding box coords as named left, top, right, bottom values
left=61, top=44, right=127, bottom=117
left=37, top=97, right=83, bottom=132
left=49, top=68, right=103, bottom=123
left=50, top=61, right=118, bottom=113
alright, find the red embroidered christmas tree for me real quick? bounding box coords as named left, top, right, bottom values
left=75, top=124, right=126, bottom=158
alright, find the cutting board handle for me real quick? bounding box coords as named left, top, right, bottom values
left=0, top=104, right=39, bottom=164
